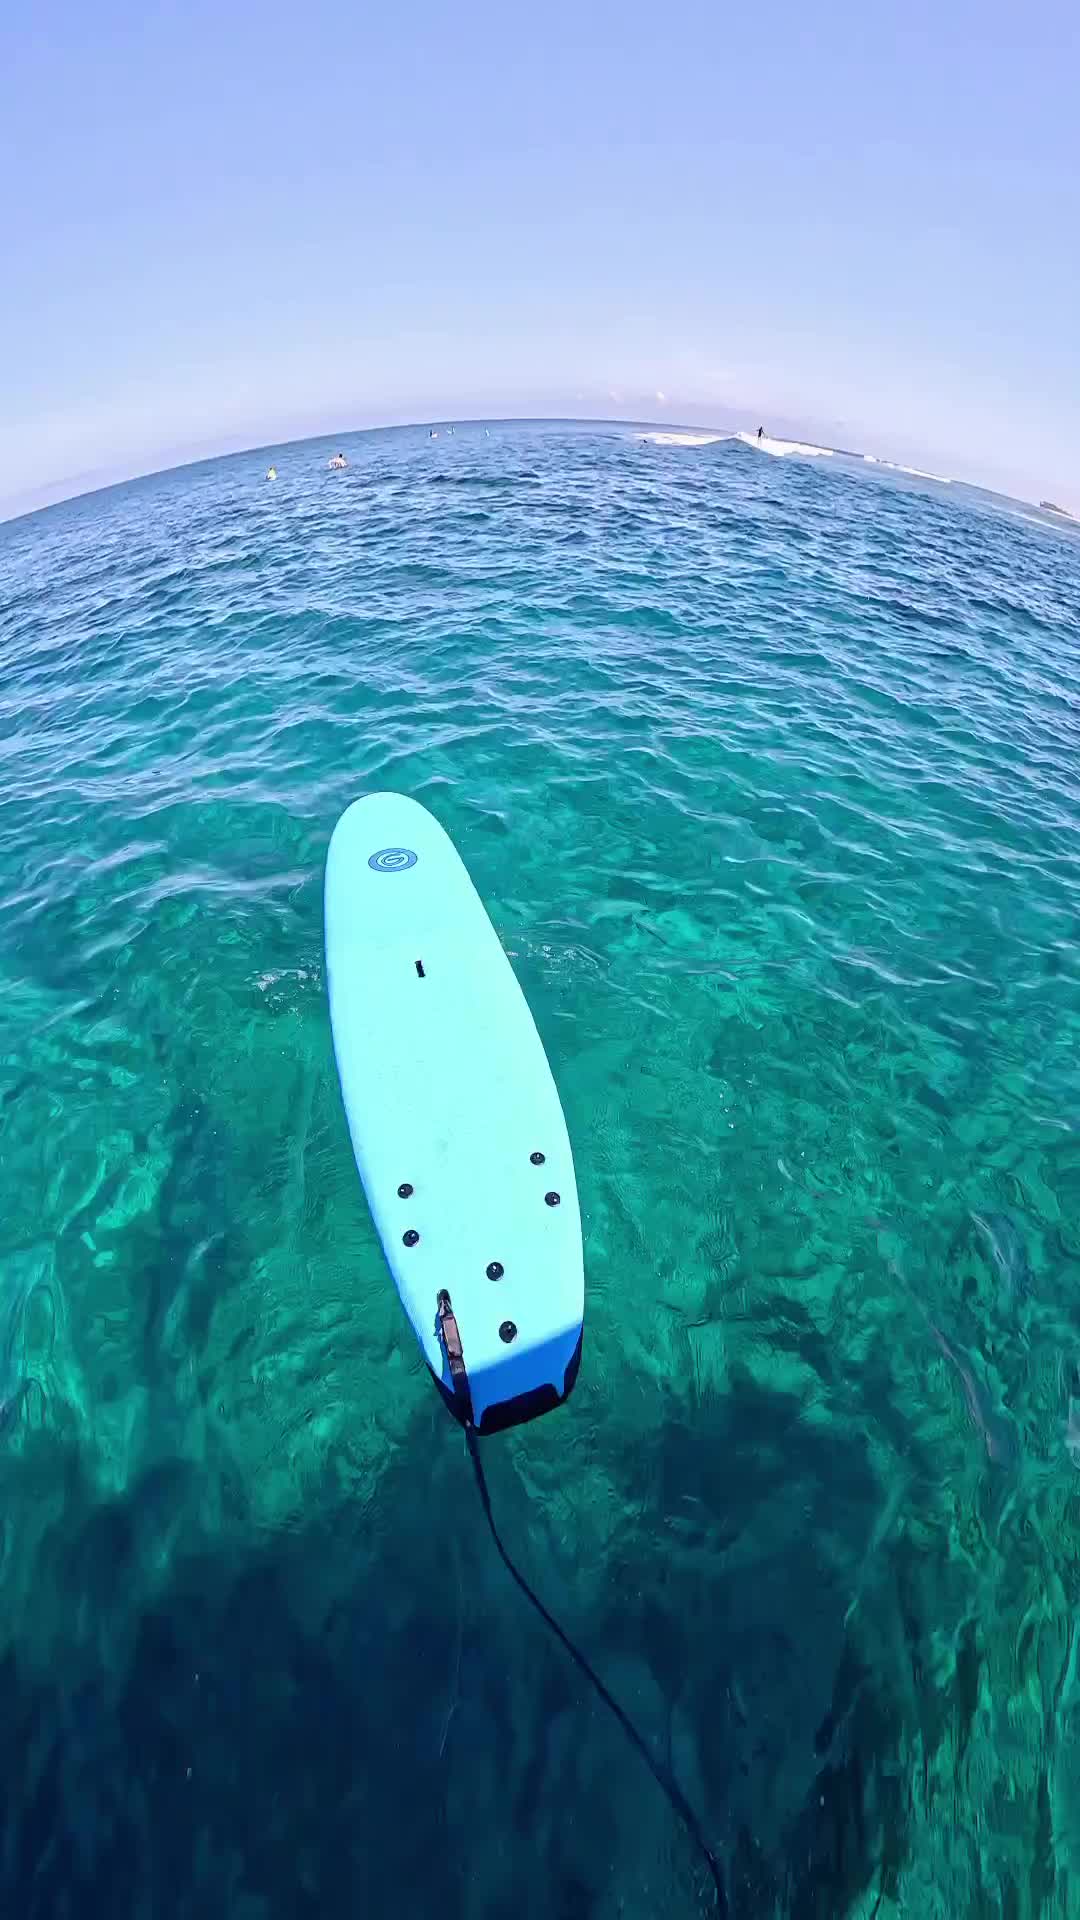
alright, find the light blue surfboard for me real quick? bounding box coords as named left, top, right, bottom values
left=325, top=793, right=584, bottom=1434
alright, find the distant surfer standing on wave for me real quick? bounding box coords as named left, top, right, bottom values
left=757, top=426, right=764, bottom=439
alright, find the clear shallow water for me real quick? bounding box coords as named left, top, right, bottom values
left=2, top=422, right=1080, bottom=1917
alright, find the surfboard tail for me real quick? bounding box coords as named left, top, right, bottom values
left=430, top=1311, right=583, bottom=1435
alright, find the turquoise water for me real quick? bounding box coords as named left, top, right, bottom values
left=2, top=421, right=1080, bottom=1917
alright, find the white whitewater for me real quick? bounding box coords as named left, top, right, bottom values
left=737, top=431, right=834, bottom=460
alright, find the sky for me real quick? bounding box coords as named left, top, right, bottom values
left=3, top=0, right=1079, bottom=518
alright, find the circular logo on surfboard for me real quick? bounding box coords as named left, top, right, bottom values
left=368, top=847, right=418, bottom=873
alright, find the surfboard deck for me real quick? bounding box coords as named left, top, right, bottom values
left=325, top=793, right=584, bottom=1433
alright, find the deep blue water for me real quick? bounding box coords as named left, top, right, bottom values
left=3, top=421, right=1080, bottom=1917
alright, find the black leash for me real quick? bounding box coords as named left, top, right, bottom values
left=437, top=1292, right=727, bottom=1912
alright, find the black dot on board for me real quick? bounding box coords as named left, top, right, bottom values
left=398, top=1183, right=414, bottom=1199
left=403, top=1229, right=420, bottom=1247
left=499, top=1320, right=518, bottom=1343
left=545, top=1191, right=561, bottom=1207
left=486, top=1261, right=504, bottom=1280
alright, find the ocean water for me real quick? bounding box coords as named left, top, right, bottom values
left=2, top=421, right=1080, bottom=1918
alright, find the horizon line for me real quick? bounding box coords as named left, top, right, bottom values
left=0, top=412, right=1063, bottom=533
left=3, top=414, right=729, bottom=527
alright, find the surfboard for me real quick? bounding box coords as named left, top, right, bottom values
left=324, top=793, right=584, bottom=1434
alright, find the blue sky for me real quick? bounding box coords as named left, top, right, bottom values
left=3, top=0, right=1078, bottom=516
